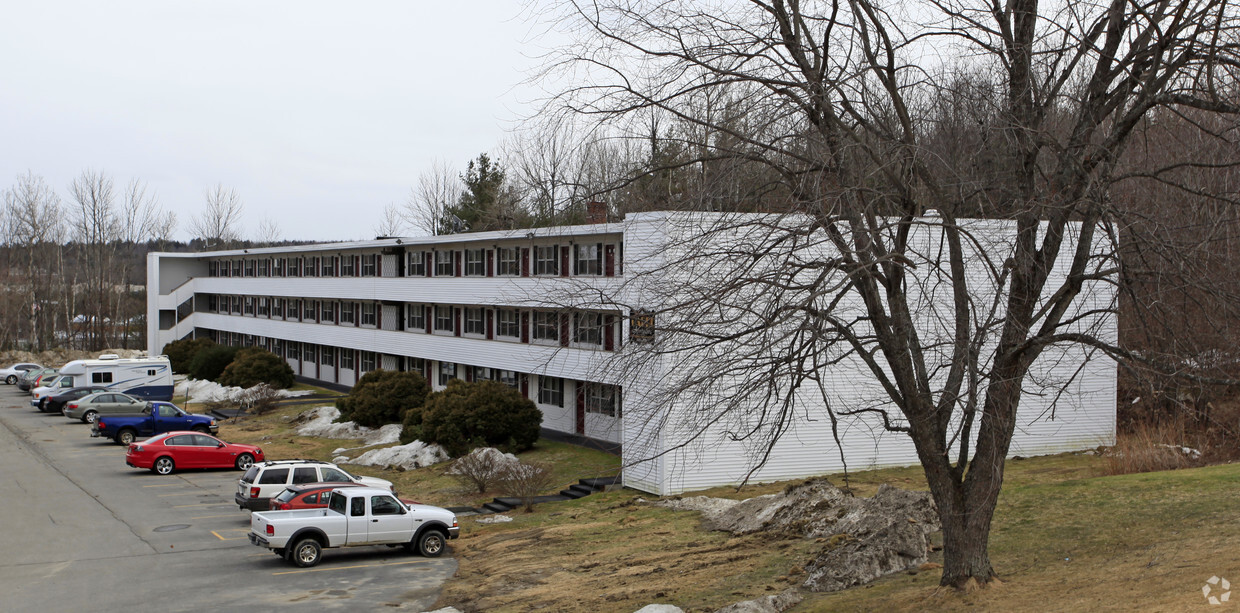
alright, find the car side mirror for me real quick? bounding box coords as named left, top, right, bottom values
left=217, top=442, right=225, bottom=448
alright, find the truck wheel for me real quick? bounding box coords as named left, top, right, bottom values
left=5, top=375, right=16, bottom=384
left=415, top=530, right=446, bottom=557
left=116, top=429, right=137, bottom=446
left=82, top=410, right=98, bottom=424
left=290, top=538, right=322, bottom=567
left=192, top=425, right=209, bottom=433
left=235, top=453, right=255, bottom=470
left=152, top=456, right=175, bottom=475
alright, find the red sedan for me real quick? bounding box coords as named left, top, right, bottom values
left=126, top=431, right=263, bottom=475
left=269, top=482, right=418, bottom=511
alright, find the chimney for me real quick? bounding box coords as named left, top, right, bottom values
left=586, top=201, right=608, bottom=224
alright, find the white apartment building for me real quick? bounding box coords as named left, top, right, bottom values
left=148, top=211, right=1117, bottom=495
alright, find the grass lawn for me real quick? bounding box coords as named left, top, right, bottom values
left=197, top=387, right=1240, bottom=612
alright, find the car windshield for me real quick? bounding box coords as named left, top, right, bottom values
left=40, top=376, right=61, bottom=387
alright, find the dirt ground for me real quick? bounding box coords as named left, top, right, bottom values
left=0, top=348, right=147, bottom=367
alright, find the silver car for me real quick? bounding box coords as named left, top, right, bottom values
left=63, top=391, right=147, bottom=424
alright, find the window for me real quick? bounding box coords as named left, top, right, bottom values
left=574, top=312, right=603, bottom=346
left=407, top=303, right=425, bottom=330
left=303, top=300, right=318, bottom=322
left=361, top=351, right=376, bottom=372
left=371, top=495, right=401, bottom=515
left=257, top=297, right=269, bottom=317
left=245, top=259, right=255, bottom=276
left=258, top=259, right=270, bottom=276
left=244, top=296, right=255, bottom=315
left=305, top=256, right=319, bottom=277
left=533, top=311, right=559, bottom=342
left=273, top=258, right=285, bottom=277
left=496, top=309, right=520, bottom=338
left=292, top=467, right=318, bottom=484
left=586, top=383, right=620, bottom=417
left=361, top=254, right=377, bottom=276
left=147, top=369, right=157, bottom=376
left=341, top=254, right=355, bottom=276
left=321, top=346, right=335, bottom=366
left=230, top=296, right=240, bottom=314
left=287, top=257, right=301, bottom=277
left=464, top=248, right=486, bottom=276
left=232, top=260, right=242, bottom=277
left=322, top=467, right=352, bottom=482
left=496, top=247, right=520, bottom=276
left=435, top=250, right=454, bottom=276
left=272, top=298, right=284, bottom=318
left=470, top=365, right=491, bottom=381
left=259, top=468, right=289, bottom=484
left=538, top=376, right=564, bottom=407
left=361, top=303, right=376, bottom=326
left=351, top=497, right=365, bottom=517
left=439, top=361, right=456, bottom=386
left=496, top=369, right=518, bottom=388
left=340, top=350, right=355, bottom=370
left=208, top=261, right=219, bottom=277
left=463, top=307, right=485, bottom=335
left=407, top=251, right=426, bottom=276
left=207, top=295, right=218, bottom=312
left=303, top=344, right=316, bottom=363
left=534, top=245, right=558, bottom=275
left=434, top=305, right=454, bottom=332
left=92, top=372, right=113, bottom=384
left=286, top=341, right=300, bottom=359
left=575, top=243, right=601, bottom=275
left=340, top=301, right=355, bottom=324
left=630, top=309, right=656, bottom=343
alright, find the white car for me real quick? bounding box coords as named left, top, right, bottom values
left=30, top=375, right=80, bottom=407
left=235, top=459, right=394, bottom=511
left=0, top=362, right=43, bottom=385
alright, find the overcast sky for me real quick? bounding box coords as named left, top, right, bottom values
left=0, top=1, right=550, bottom=242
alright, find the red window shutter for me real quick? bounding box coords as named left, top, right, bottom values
left=521, top=248, right=530, bottom=277
left=314, top=301, right=320, bottom=323
left=560, top=312, right=569, bottom=347
left=575, top=383, right=586, bottom=434
left=424, top=306, right=432, bottom=333
left=521, top=311, right=529, bottom=343
left=604, top=314, right=615, bottom=351
left=454, top=307, right=461, bottom=337
left=377, top=304, right=382, bottom=329
left=486, top=249, right=494, bottom=277
left=519, top=373, right=528, bottom=397
left=560, top=246, right=570, bottom=277
left=464, top=367, right=473, bottom=382
left=354, top=302, right=360, bottom=327
left=604, top=244, right=616, bottom=276
left=455, top=252, right=462, bottom=277
left=377, top=256, right=382, bottom=277
left=486, top=309, right=494, bottom=340
left=424, top=252, right=432, bottom=276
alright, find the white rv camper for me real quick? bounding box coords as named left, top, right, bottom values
left=56, top=354, right=174, bottom=401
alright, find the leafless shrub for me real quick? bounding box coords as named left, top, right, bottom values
left=448, top=448, right=514, bottom=494
left=498, top=461, right=558, bottom=512
left=238, top=383, right=282, bottom=415
left=1103, top=422, right=1202, bottom=475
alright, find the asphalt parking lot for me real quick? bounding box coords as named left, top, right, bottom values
left=0, top=385, right=457, bottom=613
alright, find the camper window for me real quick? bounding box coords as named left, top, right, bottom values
left=92, top=372, right=113, bottom=384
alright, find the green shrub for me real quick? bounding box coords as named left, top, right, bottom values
left=218, top=347, right=295, bottom=389
left=337, top=369, right=430, bottom=428
left=401, top=379, right=542, bottom=456
left=188, top=344, right=239, bottom=382
left=162, top=337, right=216, bottom=374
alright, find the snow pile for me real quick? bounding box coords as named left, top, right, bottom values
left=475, top=514, right=513, bottom=524
left=445, top=447, right=520, bottom=477
left=174, top=378, right=313, bottom=404
left=329, top=425, right=404, bottom=454
left=338, top=440, right=449, bottom=470
left=293, top=406, right=371, bottom=439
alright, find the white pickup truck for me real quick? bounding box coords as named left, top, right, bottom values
left=248, top=486, right=459, bottom=567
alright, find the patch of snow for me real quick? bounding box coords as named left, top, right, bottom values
left=1156, top=443, right=1202, bottom=458
left=173, top=378, right=313, bottom=404
left=446, top=447, right=520, bottom=477
left=346, top=440, right=449, bottom=470
left=476, top=514, right=513, bottom=524
left=293, top=406, right=369, bottom=439
left=632, top=606, right=684, bottom=613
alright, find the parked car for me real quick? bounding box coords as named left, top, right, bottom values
left=249, top=486, right=457, bottom=567
left=125, top=431, right=263, bottom=475
left=31, top=375, right=78, bottom=406
left=268, top=482, right=419, bottom=511
left=18, top=368, right=57, bottom=392
left=93, top=401, right=219, bottom=445
left=39, top=386, right=110, bottom=413
left=63, top=391, right=147, bottom=423
left=1, top=362, right=43, bottom=385
left=236, top=459, right=394, bottom=511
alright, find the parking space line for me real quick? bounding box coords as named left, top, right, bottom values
left=211, top=528, right=251, bottom=541
left=190, top=514, right=240, bottom=520
left=142, top=484, right=181, bottom=488
left=158, top=491, right=206, bottom=497
left=272, top=559, right=426, bottom=575
left=172, top=502, right=230, bottom=508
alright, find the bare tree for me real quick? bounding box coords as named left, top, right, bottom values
left=254, top=217, right=282, bottom=246
left=373, top=203, right=406, bottom=237
left=190, top=184, right=244, bottom=248
left=404, top=160, right=462, bottom=236
left=3, top=171, right=63, bottom=350
left=540, top=0, right=1240, bottom=590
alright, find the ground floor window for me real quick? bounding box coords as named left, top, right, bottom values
left=538, top=376, right=564, bottom=407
